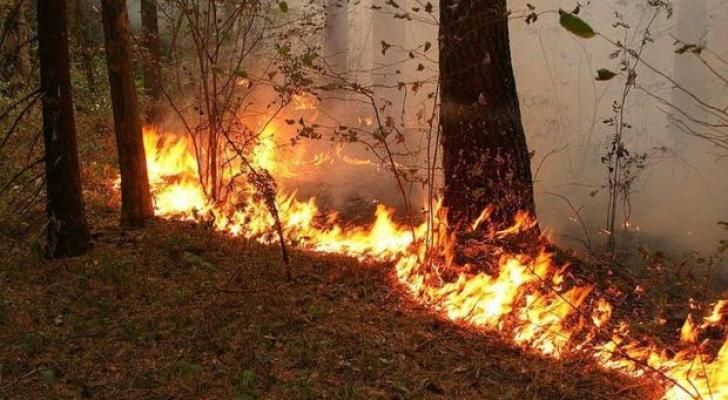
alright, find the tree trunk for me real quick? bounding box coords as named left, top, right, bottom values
left=37, top=0, right=91, bottom=258
left=101, top=0, right=154, bottom=228
left=140, top=0, right=163, bottom=123
left=2, top=0, right=32, bottom=93
left=439, top=0, right=538, bottom=237
left=71, top=0, right=97, bottom=93
left=15, top=0, right=30, bottom=81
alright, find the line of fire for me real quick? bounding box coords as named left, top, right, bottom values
left=1, top=0, right=727, bottom=399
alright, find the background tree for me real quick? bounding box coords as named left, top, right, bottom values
left=101, top=0, right=154, bottom=228
left=439, top=0, right=538, bottom=238
left=140, top=0, right=163, bottom=123
left=37, top=0, right=91, bottom=257
left=71, top=0, right=98, bottom=93
left=1, top=0, right=32, bottom=94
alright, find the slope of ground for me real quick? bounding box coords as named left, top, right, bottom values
left=0, top=219, right=657, bottom=399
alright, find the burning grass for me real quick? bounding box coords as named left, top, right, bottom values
left=129, top=125, right=728, bottom=400
left=1, top=123, right=726, bottom=399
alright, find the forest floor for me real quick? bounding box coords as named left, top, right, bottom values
left=0, top=216, right=662, bottom=400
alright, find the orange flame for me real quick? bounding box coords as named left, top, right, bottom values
left=128, top=125, right=727, bottom=400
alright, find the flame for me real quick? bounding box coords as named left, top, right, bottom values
left=128, top=125, right=727, bottom=400
left=292, top=92, right=319, bottom=111
left=334, top=144, right=380, bottom=168
left=680, top=315, right=698, bottom=344
left=703, top=300, right=727, bottom=327
left=470, top=205, right=493, bottom=232
left=495, top=210, right=537, bottom=238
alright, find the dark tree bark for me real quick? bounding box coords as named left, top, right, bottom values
left=37, top=0, right=91, bottom=257
left=439, top=0, right=539, bottom=238
left=2, top=0, right=32, bottom=92
left=71, top=0, right=97, bottom=93
left=101, top=0, right=154, bottom=228
left=140, top=0, right=163, bottom=123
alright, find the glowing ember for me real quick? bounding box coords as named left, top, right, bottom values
left=128, top=125, right=727, bottom=400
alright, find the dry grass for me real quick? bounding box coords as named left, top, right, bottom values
left=0, top=218, right=659, bottom=400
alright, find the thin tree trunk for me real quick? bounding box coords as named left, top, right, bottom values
left=37, top=0, right=91, bottom=257
left=169, top=10, right=184, bottom=93
left=101, top=0, right=154, bottom=228
left=439, top=0, right=538, bottom=237
left=15, top=0, right=30, bottom=81
left=1, top=0, right=32, bottom=92
left=71, top=0, right=97, bottom=93
left=140, top=0, right=163, bottom=123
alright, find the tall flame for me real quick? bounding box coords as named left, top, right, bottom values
left=132, top=125, right=727, bottom=400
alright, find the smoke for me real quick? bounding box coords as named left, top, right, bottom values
left=331, top=0, right=728, bottom=259
left=507, top=0, right=728, bottom=258
left=144, top=0, right=728, bottom=262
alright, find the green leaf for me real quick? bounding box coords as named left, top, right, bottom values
left=278, top=1, right=288, bottom=12
left=595, top=68, right=617, bottom=81
left=559, top=9, right=596, bottom=39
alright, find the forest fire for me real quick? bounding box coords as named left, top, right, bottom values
left=135, top=125, right=728, bottom=400
left=5, top=0, right=725, bottom=397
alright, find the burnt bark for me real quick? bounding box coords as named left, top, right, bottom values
left=439, top=0, right=538, bottom=237
left=37, top=0, right=91, bottom=257
left=101, top=0, right=154, bottom=228
left=140, top=0, right=163, bottom=123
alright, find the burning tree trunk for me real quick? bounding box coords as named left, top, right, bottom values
left=439, top=0, right=538, bottom=237
left=140, top=0, right=164, bottom=123
left=101, top=0, right=155, bottom=228
left=37, top=0, right=91, bottom=257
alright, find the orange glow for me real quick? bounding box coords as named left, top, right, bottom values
left=470, top=205, right=493, bottom=232
left=292, top=92, right=319, bottom=111
left=127, top=125, right=727, bottom=400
